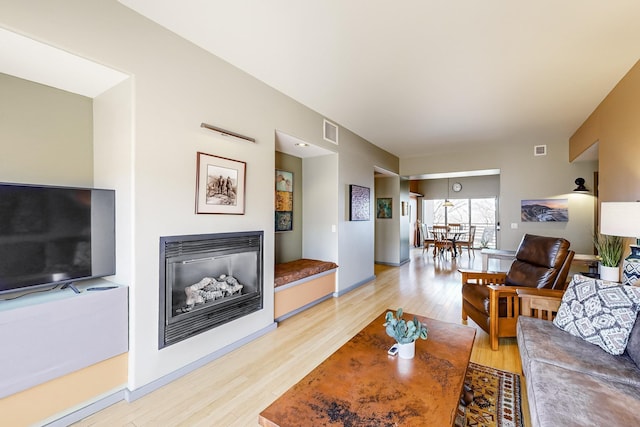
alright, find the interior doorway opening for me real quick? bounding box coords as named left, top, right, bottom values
left=422, top=197, right=498, bottom=249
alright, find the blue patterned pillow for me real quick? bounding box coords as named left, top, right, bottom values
left=553, top=274, right=640, bottom=355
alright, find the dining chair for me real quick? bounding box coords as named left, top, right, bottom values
left=420, top=223, right=435, bottom=255
left=456, top=225, right=477, bottom=257
left=432, top=225, right=453, bottom=258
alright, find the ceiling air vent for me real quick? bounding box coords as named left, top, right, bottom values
left=323, top=119, right=339, bottom=145
left=534, top=145, right=547, bottom=156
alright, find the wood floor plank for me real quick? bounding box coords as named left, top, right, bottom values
left=73, top=248, right=530, bottom=426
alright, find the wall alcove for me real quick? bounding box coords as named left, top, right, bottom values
left=275, top=130, right=338, bottom=266
left=0, top=28, right=133, bottom=425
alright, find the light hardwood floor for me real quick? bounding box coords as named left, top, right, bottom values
left=75, top=248, right=529, bottom=426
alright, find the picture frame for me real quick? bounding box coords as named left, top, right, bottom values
left=376, top=198, right=392, bottom=219
left=349, top=184, right=370, bottom=221
left=195, top=152, right=246, bottom=214
left=275, top=169, right=293, bottom=232
left=521, top=198, right=568, bottom=222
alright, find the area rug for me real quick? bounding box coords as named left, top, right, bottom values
left=454, top=362, right=523, bottom=427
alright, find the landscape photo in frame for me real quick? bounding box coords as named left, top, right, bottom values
left=521, top=198, right=568, bottom=222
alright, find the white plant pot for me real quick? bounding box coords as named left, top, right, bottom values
left=600, top=264, right=620, bottom=282
left=397, top=341, right=416, bottom=359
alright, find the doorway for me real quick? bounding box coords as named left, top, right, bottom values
left=422, top=197, right=498, bottom=249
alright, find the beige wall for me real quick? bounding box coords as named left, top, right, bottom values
left=401, top=139, right=598, bottom=253
left=302, top=154, right=339, bottom=265
left=1, top=0, right=398, bottom=411
left=337, top=126, right=399, bottom=290
left=0, top=73, right=93, bottom=186
left=570, top=60, right=640, bottom=202
left=275, top=152, right=302, bottom=263
left=415, top=175, right=500, bottom=201
left=374, top=175, right=401, bottom=265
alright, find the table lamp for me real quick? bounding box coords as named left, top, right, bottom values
left=600, top=202, right=640, bottom=285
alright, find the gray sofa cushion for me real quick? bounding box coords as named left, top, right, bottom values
left=525, top=359, right=640, bottom=427
left=627, top=317, right=640, bottom=368
left=517, top=316, right=640, bottom=387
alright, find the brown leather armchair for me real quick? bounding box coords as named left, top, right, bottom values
left=461, top=234, right=574, bottom=350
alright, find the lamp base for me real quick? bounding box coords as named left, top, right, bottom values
left=622, top=245, right=640, bottom=286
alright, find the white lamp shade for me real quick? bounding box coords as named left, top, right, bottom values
left=600, top=202, right=640, bottom=237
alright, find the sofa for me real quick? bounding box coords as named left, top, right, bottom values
left=517, top=274, right=640, bottom=426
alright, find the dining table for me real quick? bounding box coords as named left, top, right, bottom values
left=447, top=227, right=467, bottom=257
left=430, top=225, right=468, bottom=257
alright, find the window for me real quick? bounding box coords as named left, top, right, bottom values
left=423, top=198, right=497, bottom=248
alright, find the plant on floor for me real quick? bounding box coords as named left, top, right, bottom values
left=384, top=308, right=428, bottom=344
left=593, top=232, right=623, bottom=267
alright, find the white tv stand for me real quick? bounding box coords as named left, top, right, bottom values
left=0, top=279, right=128, bottom=399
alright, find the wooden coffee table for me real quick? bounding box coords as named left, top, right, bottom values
left=258, top=310, right=476, bottom=426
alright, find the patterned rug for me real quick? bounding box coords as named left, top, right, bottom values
left=455, top=362, right=523, bottom=427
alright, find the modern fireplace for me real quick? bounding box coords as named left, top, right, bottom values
left=159, top=231, right=263, bottom=348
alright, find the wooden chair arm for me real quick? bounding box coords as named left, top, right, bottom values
left=459, top=269, right=507, bottom=285
left=487, top=284, right=517, bottom=293
left=516, top=288, right=564, bottom=299
left=516, top=288, right=564, bottom=321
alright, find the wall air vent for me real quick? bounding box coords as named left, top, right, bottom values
left=323, top=119, right=339, bottom=145
left=534, top=145, right=547, bottom=156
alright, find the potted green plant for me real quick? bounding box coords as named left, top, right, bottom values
left=594, top=232, right=624, bottom=282
left=384, top=308, right=428, bottom=359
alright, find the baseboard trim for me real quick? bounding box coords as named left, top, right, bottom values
left=44, top=390, right=126, bottom=427
left=374, top=258, right=410, bottom=267
left=125, top=322, right=277, bottom=402
left=333, top=275, right=376, bottom=297
left=44, top=322, right=277, bottom=425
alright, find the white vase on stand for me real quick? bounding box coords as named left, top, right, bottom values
left=397, top=341, right=416, bottom=359
left=599, top=264, right=620, bottom=282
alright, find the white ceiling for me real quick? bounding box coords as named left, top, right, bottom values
left=0, top=28, right=128, bottom=98
left=4, top=3, right=637, bottom=160
left=119, top=0, right=640, bottom=159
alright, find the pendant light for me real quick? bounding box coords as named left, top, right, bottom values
left=444, top=178, right=454, bottom=207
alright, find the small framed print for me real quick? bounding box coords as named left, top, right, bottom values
left=275, top=211, right=293, bottom=232
left=349, top=184, right=370, bottom=221
left=275, top=169, right=294, bottom=232
left=196, top=152, right=246, bottom=214
left=377, top=198, right=392, bottom=219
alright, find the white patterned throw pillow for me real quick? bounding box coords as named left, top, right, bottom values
left=553, top=274, right=640, bottom=355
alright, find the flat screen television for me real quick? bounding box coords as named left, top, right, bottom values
left=0, top=182, right=115, bottom=296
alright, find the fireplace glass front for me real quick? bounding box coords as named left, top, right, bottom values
left=159, top=231, right=263, bottom=348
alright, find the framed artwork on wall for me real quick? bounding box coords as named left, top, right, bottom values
left=376, top=198, right=392, bottom=219
left=521, top=199, right=568, bottom=222
left=195, top=152, right=246, bottom=214
left=275, top=169, right=293, bottom=231
left=349, top=184, right=370, bottom=221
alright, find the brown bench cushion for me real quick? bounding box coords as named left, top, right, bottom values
left=274, top=259, right=338, bottom=288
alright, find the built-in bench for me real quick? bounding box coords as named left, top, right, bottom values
left=274, top=258, right=338, bottom=322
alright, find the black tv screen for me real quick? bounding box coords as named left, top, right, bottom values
left=0, top=182, right=115, bottom=295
